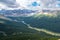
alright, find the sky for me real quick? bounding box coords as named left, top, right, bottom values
left=0, top=0, right=60, bottom=10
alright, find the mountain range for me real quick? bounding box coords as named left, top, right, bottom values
left=0, top=10, right=60, bottom=40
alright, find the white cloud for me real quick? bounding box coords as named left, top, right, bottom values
left=0, top=0, right=20, bottom=10
left=0, top=3, right=7, bottom=9
left=0, top=0, right=60, bottom=10
left=16, top=0, right=41, bottom=10
left=0, top=3, right=17, bottom=10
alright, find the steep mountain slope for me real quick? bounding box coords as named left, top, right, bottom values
left=0, top=15, right=39, bottom=35
left=16, top=12, right=60, bottom=34
left=0, top=15, right=60, bottom=40
left=0, top=12, right=60, bottom=40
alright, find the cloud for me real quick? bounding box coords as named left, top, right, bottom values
left=0, top=0, right=60, bottom=10
left=16, top=0, right=41, bottom=10
left=0, top=0, right=41, bottom=10
left=0, top=0, right=20, bottom=10
left=0, top=0, right=18, bottom=8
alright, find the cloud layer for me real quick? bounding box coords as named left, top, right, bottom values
left=0, top=0, right=18, bottom=8
left=0, top=0, right=60, bottom=10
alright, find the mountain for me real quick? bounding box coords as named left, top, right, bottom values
left=0, top=12, right=60, bottom=40
left=0, top=9, right=36, bottom=17
left=6, top=11, right=60, bottom=35
left=14, top=11, right=60, bottom=34
left=0, top=14, right=60, bottom=40
left=0, top=15, right=39, bottom=35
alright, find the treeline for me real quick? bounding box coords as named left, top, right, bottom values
left=0, top=33, right=59, bottom=40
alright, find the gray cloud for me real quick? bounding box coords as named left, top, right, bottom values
left=0, top=0, right=60, bottom=10
left=0, top=0, right=18, bottom=8
left=41, top=0, right=60, bottom=8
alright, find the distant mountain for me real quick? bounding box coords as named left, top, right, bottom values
left=0, top=9, right=36, bottom=17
